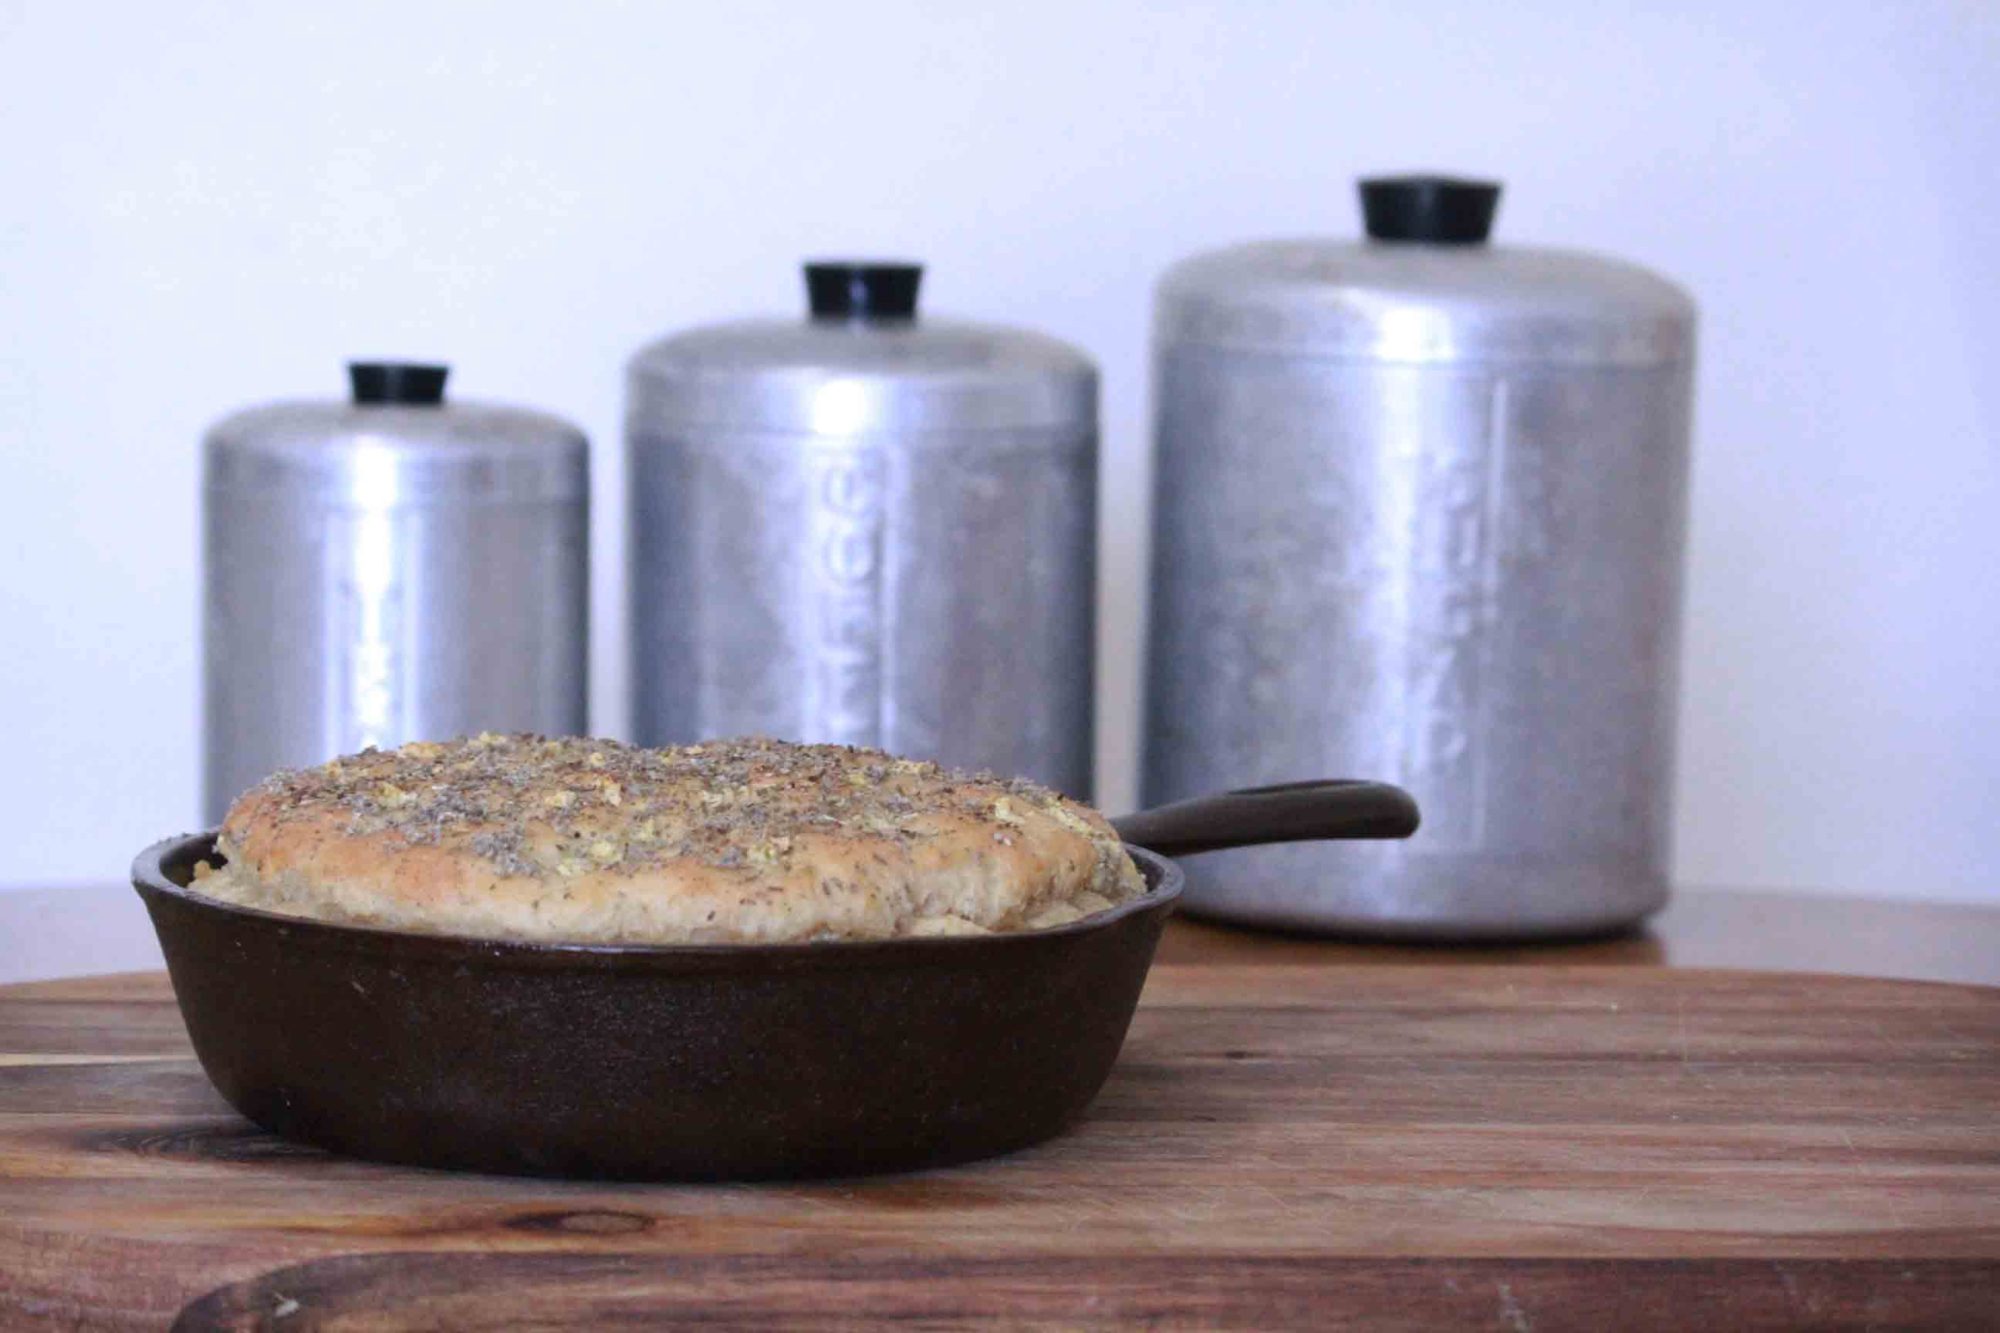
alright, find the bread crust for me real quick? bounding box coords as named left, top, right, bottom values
left=198, top=735, right=1144, bottom=944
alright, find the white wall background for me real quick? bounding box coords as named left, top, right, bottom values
left=3, top=0, right=1995, bottom=904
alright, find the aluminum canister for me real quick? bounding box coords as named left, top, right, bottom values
left=1145, top=177, right=1696, bottom=938
left=203, top=362, right=589, bottom=821
left=627, top=262, right=1098, bottom=795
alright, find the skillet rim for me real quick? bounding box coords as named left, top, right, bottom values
left=131, top=830, right=1182, bottom=968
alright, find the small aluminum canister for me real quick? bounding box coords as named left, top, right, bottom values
left=203, top=362, right=589, bottom=821
left=1145, top=177, right=1696, bottom=938
left=627, top=262, right=1098, bottom=795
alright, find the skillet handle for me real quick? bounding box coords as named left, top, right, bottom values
left=1111, top=780, right=1420, bottom=859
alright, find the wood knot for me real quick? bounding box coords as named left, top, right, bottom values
left=506, top=1208, right=653, bottom=1236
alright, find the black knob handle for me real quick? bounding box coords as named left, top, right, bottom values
left=348, top=362, right=450, bottom=406
left=803, top=261, right=922, bottom=321
left=1359, top=176, right=1501, bottom=245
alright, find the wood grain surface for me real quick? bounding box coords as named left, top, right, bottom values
left=1156, top=894, right=2000, bottom=987
left=14, top=884, right=2000, bottom=988
left=1, top=963, right=1996, bottom=1330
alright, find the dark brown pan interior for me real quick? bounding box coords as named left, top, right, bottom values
left=133, top=833, right=1182, bottom=1181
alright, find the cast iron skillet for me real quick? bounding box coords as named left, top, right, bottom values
left=132, top=778, right=1417, bottom=1181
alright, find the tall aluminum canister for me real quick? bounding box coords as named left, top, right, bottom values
left=1145, top=177, right=1696, bottom=938
left=628, top=262, right=1098, bottom=795
left=203, top=362, right=589, bottom=822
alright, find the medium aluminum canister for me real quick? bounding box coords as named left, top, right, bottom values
left=203, top=362, right=589, bottom=821
left=1145, top=177, right=1697, bottom=938
left=627, top=262, right=1098, bottom=795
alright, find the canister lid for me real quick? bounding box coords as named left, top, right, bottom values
left=1157, top=176, right=1695, bottom=366
left=627, top=262, right=1097, bottom=433
left=204, top=362, right=588, bottom=503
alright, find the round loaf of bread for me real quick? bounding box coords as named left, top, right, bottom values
left=195, top=735, right=1146, bottom=944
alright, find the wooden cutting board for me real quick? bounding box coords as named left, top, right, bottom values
left=2, top=963, right=1997, bottom=1330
